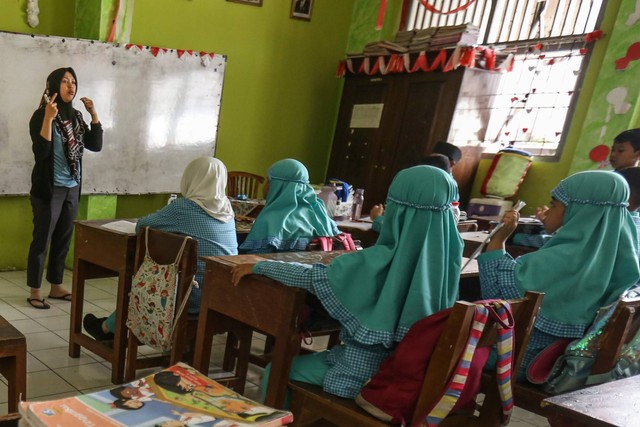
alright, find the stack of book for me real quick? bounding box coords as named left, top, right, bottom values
left=407, top=28, right=437, bottom=52
left=19, top=362, right=293, bottom=427
left=429, top=23, right=479, bottom=49
left=362, top=40, right=409, bottom=56
left=393, top=30, right=415, bottom=49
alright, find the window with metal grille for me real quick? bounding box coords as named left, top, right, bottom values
left=404, top=0, right=606, bottom=157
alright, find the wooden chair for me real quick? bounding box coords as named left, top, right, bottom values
left=124, top=228, right=252, bottom=391
left=288, top=291, right=544, bottom=427
left=514, top=293, right=640, bottom=417
left=227, top=171, right=265, bottom=199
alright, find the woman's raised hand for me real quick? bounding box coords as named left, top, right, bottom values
left=44, top=93, right=58, bottom=120
left=80, top=97, right=96, bottom=114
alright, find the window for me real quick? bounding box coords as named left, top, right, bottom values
left=404, top=0, right=606, bottom=157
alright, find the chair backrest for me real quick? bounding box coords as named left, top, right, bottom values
left=287, top=292, right=543, bottom=427
left=227, top=171, right=266, bottom=199
left=412, top=291, right=544, bottom=426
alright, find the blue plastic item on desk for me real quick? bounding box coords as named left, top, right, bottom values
left=236, top=194, right=248, bottom=201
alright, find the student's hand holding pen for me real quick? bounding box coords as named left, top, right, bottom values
left=487, top=209, right=520, bottom=251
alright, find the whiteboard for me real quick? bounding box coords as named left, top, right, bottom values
left=0, top=32, right=226, bottom=195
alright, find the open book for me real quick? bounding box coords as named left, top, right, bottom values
left=19, top=362, right=293, bottom=427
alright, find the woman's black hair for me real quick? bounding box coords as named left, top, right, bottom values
left=154, top=371, right=189, bottom=394
left=112, top=398, right=144, bottom=410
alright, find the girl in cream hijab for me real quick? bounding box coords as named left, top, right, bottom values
left=82, top=157, right=238, bottom=341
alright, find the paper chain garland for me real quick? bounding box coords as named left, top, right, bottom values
left=338, top=30, right=605, bottom=77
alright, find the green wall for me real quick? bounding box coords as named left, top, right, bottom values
left=0, top=0, right=356, bottom=270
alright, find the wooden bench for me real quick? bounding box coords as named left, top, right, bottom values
left=0, top=316, right=26, bottom=413
left=288, top=292, right=544, bottom=427
left=512, top=294, right=640, bottom=417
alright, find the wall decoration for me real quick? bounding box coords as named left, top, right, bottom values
left=226, top=0, right=263, bottom=6
left=26, top=0, right=39, bottom=27
left=627, top=0, right=640, bottom=26
left=291, top=0, right=313, bottom=21
left=606, top=87, right=632, bottom=115
left=615, top=41, right=640, bottom=70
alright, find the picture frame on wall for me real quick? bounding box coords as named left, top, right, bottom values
left=290, top=0, right=313, bottom=21
left=226, top=0, right=263, bottom=6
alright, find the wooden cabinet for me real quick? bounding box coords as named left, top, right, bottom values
left=326, top=67, right=495, bottom=211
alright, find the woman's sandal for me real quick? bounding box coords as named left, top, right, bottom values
left=27, top=298, right=50, bottom=309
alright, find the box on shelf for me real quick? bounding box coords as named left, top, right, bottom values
left=467, top=198, right=513, bottom=217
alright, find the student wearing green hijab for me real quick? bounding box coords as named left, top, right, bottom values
left=232, top=166, right=463, bottom=399
left=239, top=158, right=339, bottom=253
left=480, top=170, right=640, bottom=374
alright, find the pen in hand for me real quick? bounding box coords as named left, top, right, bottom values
left=461, top=200, right=526, bottom=271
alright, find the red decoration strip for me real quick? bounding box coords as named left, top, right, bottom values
left=337, top=46, right=518, bottom=76
left=585, top=30, right=604, bottom=43
left=410, top=51, right=429, bottom=72
left=151, top=47, right=161, bottom=57
left=419, top=0, right=477, bottom=15
left=376, top=0, right=388, bottom=30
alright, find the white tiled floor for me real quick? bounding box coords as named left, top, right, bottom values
left=0, top=270, right=550, bottom=426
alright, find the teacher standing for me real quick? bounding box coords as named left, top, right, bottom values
left=27, top=67, right=103, bottom=309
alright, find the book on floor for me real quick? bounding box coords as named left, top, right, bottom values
left=19, top=362, right=293, bottom=427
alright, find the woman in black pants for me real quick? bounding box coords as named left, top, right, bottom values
left=27, top=67, right=103, bottom=309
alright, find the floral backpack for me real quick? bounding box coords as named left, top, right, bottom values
left=126, top=227, right=197, bottom=351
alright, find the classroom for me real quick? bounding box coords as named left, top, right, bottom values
left=0, top=0, right=639, bottom=426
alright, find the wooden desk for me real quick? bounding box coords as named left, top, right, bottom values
left=0, top=317, right=26, bottom=413
left=543, top=375, right=640, bottom=427
left=192, top=251, right=344, bottom=408
left=461, top=231, right=537, bottom=259
left=68, top=220, right=137, bottom=384
left=192, top=251, right=479, bottom=408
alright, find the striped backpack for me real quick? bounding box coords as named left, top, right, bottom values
left=356, top=301, right=514, bottom=427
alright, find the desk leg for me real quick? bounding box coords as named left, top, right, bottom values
left=193, top=308, right=215, bottom=375
left=263, top=332, right=301, bottom=409
left=0, top=347, right=26, bottom=413
left=69, top=259, right=88, bottom=358
left=111, top=270, right=132, bottom=384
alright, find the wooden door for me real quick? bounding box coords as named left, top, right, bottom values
left=327, top=70, right=466, bottom=212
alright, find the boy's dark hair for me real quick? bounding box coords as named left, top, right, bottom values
left=432, top=141, right=462, bottom=163
left=417, top=154, right=452, bottom=173
left=618, top=167, right=640, bottom=209
left=614, top=128, right=640, bottom=151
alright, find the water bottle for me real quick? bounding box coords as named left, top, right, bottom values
left=351, top=189, right=364, bottom=220
left=318, top=185, right=338, bottom=218
left=452, top=201, right=461, bottom=224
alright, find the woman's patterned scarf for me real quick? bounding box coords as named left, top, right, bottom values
left=54, top=110, right=85, bottom=183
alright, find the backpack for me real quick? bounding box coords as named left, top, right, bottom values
left=540, top=287, right=640, bottom=394
left=126, top=227, right=197, bottom=351
left=306, top=233, right=358, bottom=252
left=355, top=301, right=515, bottom=427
